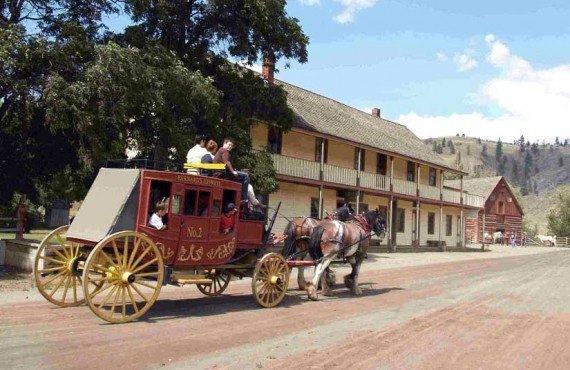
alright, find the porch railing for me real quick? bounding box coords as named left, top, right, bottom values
left=392, top=178, right=417, bottom=197
left=323, top=164, right=357, bottom=186
left=442, top=188, right=461, bottom=204
left=464, top=193, right=485, bottom=208
left=270, top=154, right=320, bottom=181
left=359, top=172, right=389, bottom=191
left=419, top=184, right=441, bottom=200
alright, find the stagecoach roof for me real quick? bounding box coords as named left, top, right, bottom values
left=67, top=168, right=140, bottom=243
left=277, top=80, right=466, bottom=174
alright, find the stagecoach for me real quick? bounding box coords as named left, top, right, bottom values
left=33, top=166, right=307, bottom=323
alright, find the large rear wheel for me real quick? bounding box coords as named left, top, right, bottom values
left=252, top=253, right=289, bottom=308
left=34, top=225, right=91, bottom=307
left=83, top=231, right=163, bottom=323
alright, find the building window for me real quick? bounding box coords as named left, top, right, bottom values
left=428, top=212, right=435, bottom=235
left=359, top=203, right=369, bottom=212
left=315, top=137, right=328, bottom=163
left=377, top=153, right=387, bottom=175
left=396, top=208, right=405, bottom=232
left=353, top=148, right=365, bottom=171
left=429, top=168, right=437, bottom=186
left=498, top=201, right=505, bottom=214
left=267, top=126, right=282, bottom=154
left=446, top=215, right=452, bottom=236
left=407, top=161, right=415, bottom=182
left=310, top=198, right=320, bottom=218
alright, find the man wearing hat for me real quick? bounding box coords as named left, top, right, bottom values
left=220, top=203, right=237, bottom=233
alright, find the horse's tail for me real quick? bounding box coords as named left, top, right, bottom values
left=308, top=226, right=325, bottom=260
left=280, top=221, right=298, bottom=257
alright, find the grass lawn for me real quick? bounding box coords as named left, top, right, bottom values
left=0, top=230, right=51, bottom=241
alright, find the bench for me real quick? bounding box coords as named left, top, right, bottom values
left=183, top=162, right=226, bottom=171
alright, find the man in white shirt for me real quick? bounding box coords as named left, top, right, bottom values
left=186, top=135, right=208, bottom=174
left=148, top=202, right=168, bottom=230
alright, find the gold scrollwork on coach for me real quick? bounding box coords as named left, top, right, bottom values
left=155, top=242, right=175, bottom=260
left=177, top=244, right=203, bottom=262
left=206, top=238, right=236, bottom=260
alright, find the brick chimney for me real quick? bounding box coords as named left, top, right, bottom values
left=262, top=55, right=275, bottom=84
left=371, top=108, right=381, bottom=118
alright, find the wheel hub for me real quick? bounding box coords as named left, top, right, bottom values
left=270, top=276, right=282, bottom=285
left=121, top=272, right=136, bottom=284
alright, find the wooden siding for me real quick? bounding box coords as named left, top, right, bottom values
left=281, top=131, right=315, bottom=161
left=251, top=123, right=268, bottom=150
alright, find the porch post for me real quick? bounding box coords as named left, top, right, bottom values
left=482, top=210, right=486, bottom=250
left=389, top=156, right=394, bottom=191
left=416, top=200, right=421, bottom=247
left=318, top=185, right=324, bottom=219
left=460, top=175, right=464, bottom=247
left=389, top=196, right=394, bottom=251
left=356, top=148, right=362, bottom=213
left=439, top=204, right=444, bottom=251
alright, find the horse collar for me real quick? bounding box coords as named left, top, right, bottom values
left=354, top=215, right=371, bottom=234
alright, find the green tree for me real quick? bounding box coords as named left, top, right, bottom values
left=519, top=135, right=525, bottom=152
left=547, top=189, right=570, bottom=236
left=524, top=151, right=533, bottom=179
left=432, top=141, right=437, bottom=152
left=481, top=143, right=488, bottom=157
left=560, top=157, right=564, bottom=167
left=448, top=140, right=455, bottom=154
left=495, top=137, right=503, bottom=161
left=442, top=138, right=446, bottom=147
left=435, top=144, right=443, bottom=154
left=512, top=161, right=519, bottom=182
left=467, top=144, right=471, bottom=156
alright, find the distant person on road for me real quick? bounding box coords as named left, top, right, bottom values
left=510, top=232, right=516, bottom=248
left=522, top=232, right=527, bottom=247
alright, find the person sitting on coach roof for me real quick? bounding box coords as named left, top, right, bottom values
left=213, top=138, right=250, bottom=201
left=186, top=135, right=208, bottom=174
left=200, top=140, right=218, bottom=176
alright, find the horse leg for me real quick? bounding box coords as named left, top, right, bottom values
left=345, top=243, right=369, bottom=296
left=306, top=256, right=333, bottom=301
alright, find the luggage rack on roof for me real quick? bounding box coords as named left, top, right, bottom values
left=105, top=158, right=184, bottom=172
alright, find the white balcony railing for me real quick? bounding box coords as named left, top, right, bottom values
left=270, top=154, right=320, bottom=181
left=419, top=184, right=441, bottom=200
left=323, top=164, right=357, bottom=186
left=465, top=193, right=485, bottom=208
left=392, top=178, right=417, bottom=197
left=442, top=188, right=461, bottom=204
left=360, top=172, right=389, bottom=191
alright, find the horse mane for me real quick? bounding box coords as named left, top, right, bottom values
left=281, top=221, right=298, bottom=257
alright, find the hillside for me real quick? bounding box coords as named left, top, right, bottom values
left=425, top=136, right=570, bottom=234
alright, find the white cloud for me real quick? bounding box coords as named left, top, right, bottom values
left=436, top=52, right=448, bottom=61
left=333, top=0, right=378, bottom=24
left=398, top=35, right=570, bottom=142
left=299, top=0, right=320, bottom=5
left=453, top=51, right=477, bottom=72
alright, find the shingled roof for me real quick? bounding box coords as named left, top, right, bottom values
left=277, top=79, right=465, bottom=174
left=445, top=176, right=504, bottom=199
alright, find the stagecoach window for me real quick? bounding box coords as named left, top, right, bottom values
left=197, top=192, right=211, bottom=217
left=172, top=195, right=181, bottom=214
left=396, top=208, right=405, bottom=232
left=184, top=190, right=197, bottom=216
left=428, top=212, right=435, bottom=234
left=148, top=180, right=172, bottom=222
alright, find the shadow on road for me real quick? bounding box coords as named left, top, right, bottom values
left=137, top=285, right=404, bottom=323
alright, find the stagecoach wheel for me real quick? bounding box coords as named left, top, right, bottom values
left=197, top=269, right=231, bottom=296
left=34, top=225, right=92, bottom=307
left=252, top=253, right=290, bottom=308
left=83, top=231, right=164, bottom=323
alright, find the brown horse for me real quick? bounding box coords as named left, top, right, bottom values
left=305, top=210, right=385, bottom=300
left=281, top=204, right=355, bottom=290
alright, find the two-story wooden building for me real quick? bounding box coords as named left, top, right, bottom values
left=446, top=176, right=523, bottom=244
left=251, top=64, right=484, bottom=250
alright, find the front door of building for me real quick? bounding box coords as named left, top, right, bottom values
left=391, top=200, right=397, bottom=246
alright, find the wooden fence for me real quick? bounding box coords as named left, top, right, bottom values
left=557, top=237, right=570, bottom=247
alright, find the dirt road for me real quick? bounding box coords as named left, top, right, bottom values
left=2, top=247, right=570, bottom=369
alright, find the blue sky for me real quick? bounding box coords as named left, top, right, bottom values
left=105, top=0, right=570, bottom=142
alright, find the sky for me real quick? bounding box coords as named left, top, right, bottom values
left=105, top=0, right=570, bottom=143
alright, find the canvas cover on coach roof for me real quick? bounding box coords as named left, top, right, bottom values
left=66, top=168, right=141, bottom=243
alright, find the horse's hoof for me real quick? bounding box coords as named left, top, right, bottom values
left=298, top=282, right=306, bottom=291
left=306, top=284, right=319, bottom=301
left=323, top=290, right=335, bottom=297
left=344, top=275, right=354, bottom=289
left=325, top=272, right=336, bottom=287
left=351, top=286, right=363, bottom=296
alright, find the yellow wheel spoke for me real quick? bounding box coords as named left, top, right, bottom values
left=122, top=287, right=127, bottom=317
left=55, top=235, right=70, bottom=258
left=90, top=280, right=119, bottom=299
left=127, top=286, right=140, bottom=314
left=48, top=245, right=68, bottom=261
left=100, top=250, right=118, bottom=269
left=61, top=276, right=71, bottom=303
left=42, top=270, right=67, bottom=289
left=38, top=255, right=66, bottom=265
left=131, top=257, right=158, bottom=275
left=38, top=266, right=66, bottom=274
left=109, top=286, right=122, bottom=317
left=133, top=280, right=157, bottom=290
left=127, top=238, right=142, bottom=270
left=72, top=276, right=78, bottom=303
left=129, top=246, right=153, bottom=272
left=131, top=283, right=149, bottom=302
left=97, top=284, right=119, bottom=309
left=48, top=274, right=68, bottom=298
left=112, top=240, right=122, bottom=268
left=122, top=237, right=129, bottom=268
left=135, top=272, right=159, bottom=278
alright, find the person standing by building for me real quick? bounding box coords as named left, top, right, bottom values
left=510, top=232, right=516, bottom=248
